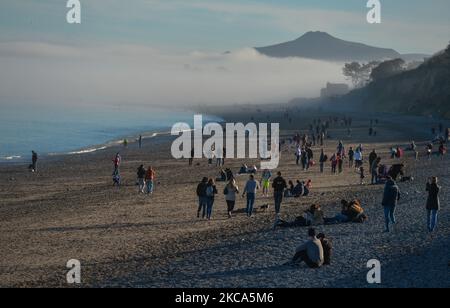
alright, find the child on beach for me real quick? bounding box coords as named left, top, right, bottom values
left=224, top=179, right=239, bottom=218
left=113, top=170, right=121, bottom=187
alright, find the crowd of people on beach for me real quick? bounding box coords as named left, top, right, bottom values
left=24, top=115, right=447, bottom=270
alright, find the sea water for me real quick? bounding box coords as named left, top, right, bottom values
left=0, top=103, right=218, bottom=162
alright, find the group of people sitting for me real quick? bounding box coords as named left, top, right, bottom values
left=238, top=164, right=258, bottom=175
left=285, top=180, right=312, bottom=198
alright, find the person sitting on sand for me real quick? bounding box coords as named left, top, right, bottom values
left=302, top=181, right=310, bottom=196
left=238, top=164, right=248, bottom=175
left=284, top=181, right=295, bottom=198
left=137, top=165, right=146, bottom=194
left=196, top=177, right=208, bottom=219
left=292, top=180, right=304, bottom=198
left=331, top=199, right=366, bottom=224
left=216, top=169, right=227, bottom=182
left=291, top=228, right=324, bottom=268
left=304, top=204, right=324, bottom=226
left=317, top=233, right=332, bottom=266
left=247, top=165, right=258, bottom=174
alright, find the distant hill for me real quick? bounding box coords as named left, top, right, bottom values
left=255, top=31, right=428, bottom=62
left=340, top=45, right=450, bottom=118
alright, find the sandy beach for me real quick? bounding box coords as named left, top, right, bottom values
left=0, top=107, right=449, bottom=288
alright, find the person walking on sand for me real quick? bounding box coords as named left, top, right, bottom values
left=261, top=169, right=272, bottom=197
left=291, top=228, right=324, bottom=268
left=113, top=152, right=121, bottom=174
left=138, top=135, right=142, bottom=149
left=196, top=177, right=208, bottom=218
left=354, top=148, right=363, bottom=169
left=145, top=166, right=156, bottom=195
left=242, top=174, right=260, bottom=217
left=224, top=179, right=239, bottom=218
left=438, top=142, right=447, bottom=160
left=426, top=177, right=441, bottom=233
left=137, top=165, right=146, bottom=193
left=348, top=147, right=354, bottom=168
left=205, top=179, right=218, bottom=220
left=272, top=172, right=287, bottom=218
left=295, top=146, right=301, bottom=166
left=319, top=149, right=327, bottom=173
left=369, top=149, right=377, bottom=172
left=123, top=139, right=128, bottom=148
left=31, top=151, right=38, bottom=172
left=382, top=176, right=401, bottom=232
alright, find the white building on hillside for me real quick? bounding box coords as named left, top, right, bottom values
left=320, top=82, right=350, bottom=98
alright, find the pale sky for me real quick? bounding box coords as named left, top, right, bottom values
left=1, top=0, right=449, bottom=53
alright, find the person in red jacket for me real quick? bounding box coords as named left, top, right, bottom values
left=145, top=166, right=156, bottom=195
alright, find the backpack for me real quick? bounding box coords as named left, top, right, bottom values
left=206, top=186, right=216, bottom=197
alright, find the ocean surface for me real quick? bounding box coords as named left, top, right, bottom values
left=0, top=104, right=216, bottom=162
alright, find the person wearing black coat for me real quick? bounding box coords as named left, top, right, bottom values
left=196, top=177, right=208, bottom=218
left=382, top=177, right=401, bottom=232
left=426, top=177, right=441, bottom=232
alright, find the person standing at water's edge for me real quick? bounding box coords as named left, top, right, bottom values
left=243, top=174, right=260, bottom=217
left=426, top=177, right=441, bottom=233
left=137, top=165, right=146, bottom=194
left=382, top=176, right=401, bottom=232
left=224, top=179, right=239, bottom=218
left=145, top=166, right=156, bottom=195
left=196, top=177, right=208, bottom=219
left=205, top=179, right=218, bottom=220
left=138, top=135, right=142, bottom=149
left=31, top=151, right=38, bottom=172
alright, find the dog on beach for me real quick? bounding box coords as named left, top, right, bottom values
left=259, top=204, right=270, bottom=212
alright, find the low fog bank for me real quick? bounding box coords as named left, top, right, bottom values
left=0, top=42, right=346, bottom=107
